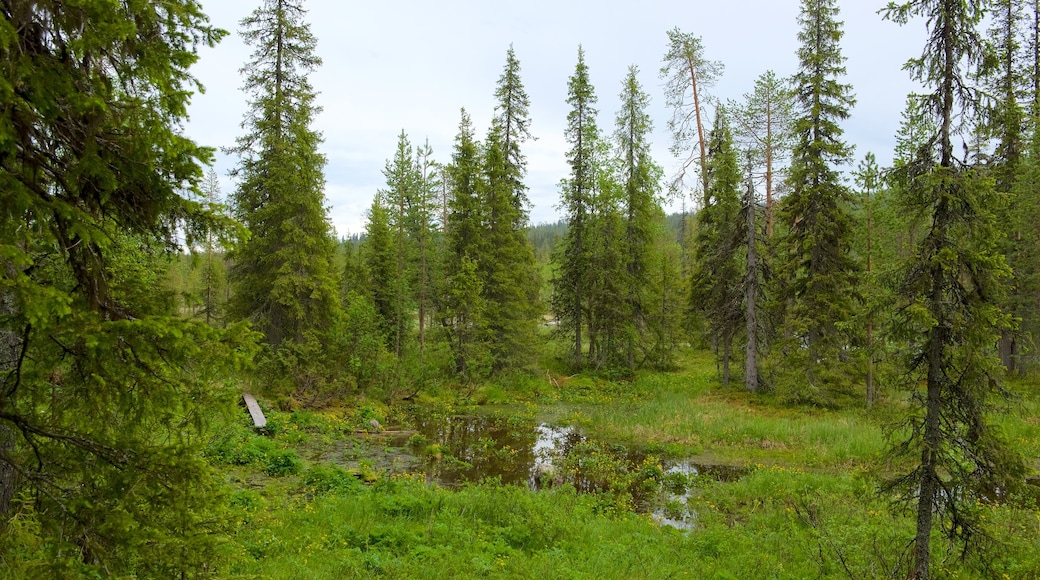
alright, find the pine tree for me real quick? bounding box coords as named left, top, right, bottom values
left=729, top=71, right=795, bottom=237
left=774, top=0, right=858, bottom=400
left=228, top=0, right=340, bottom=349
left=883, top=1, right=1025, bottom=576
left=553, top=47, right=600, bottom=367
left=0, top=2, right=252, bottom=574
left=661, top=29, right=724, bottom=197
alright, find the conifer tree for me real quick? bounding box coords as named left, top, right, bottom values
left=852, top=153, right=883, bottom=406
left=0, top=2, right=251, bottom=574
left=378, top=131, right=419, bottom=357
left=228, top=0, right=340, bottom=349
left=741, top=151, right=765, bottom=392
left=442, top=110, right=490, bottom=380
left=482, top=48, right=542, bottom=370
left=691, top=110, right=744, bottom=386
left=989, top=0, right=1029, bottom=371
left=554, top=47, right=600, bottom=367
left=614, top=66, right=666, bottom=369
left=411, top=140, right=442, bottom=354
left=579, top=137, right=629, bottom=369
left=196, top=169, right=229, bottom=326
left=661, top=29, right=724, bottom=197
left=774, top=0, right=858, bottom=399
left=363, top=197, right=399, bottom=347
left=883, top=1, right=1025, bottom=576
left=729, top=71, right=795, bottom=237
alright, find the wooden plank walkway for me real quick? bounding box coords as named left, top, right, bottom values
left=242, top=393, right=267, bottom=428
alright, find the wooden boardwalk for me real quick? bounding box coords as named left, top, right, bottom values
left=242, top=393, right=267, bottom=428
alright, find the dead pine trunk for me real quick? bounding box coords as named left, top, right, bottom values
left=744, top=171, right=759, bottom=392
left=685, top=54, right=710, bottom=196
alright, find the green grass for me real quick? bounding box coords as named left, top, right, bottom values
left=548, top=350, right=886, bottom=469
left=204, top=347, right=1040, bottom=579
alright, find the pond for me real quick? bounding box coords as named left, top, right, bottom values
left=332, top=411, right=751, bottom=530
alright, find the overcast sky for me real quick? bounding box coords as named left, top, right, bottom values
left=184, top=0, right=925, bottom=237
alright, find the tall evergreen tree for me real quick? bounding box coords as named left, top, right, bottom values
left=691, top=110, right=744, bottom=387
left=442, top=110, right=490, bottom=380
left=196, top=168, right=229, bottom=326
left=852, top=153, right=883, bottom=406
left=482, top=48, right=542, bottom=370
left=411, top=140, right=442, bottom=355
left=554, top=47, right=600, bottom=367
left=661, top=29, right=725, bottom=198
left=363, top=197, right=400, bottom=348
left=988, top=0, right=1029, bottom=371
left=494, top=45, right=535, bottom=217
left=741, top=151, right=766, bottom=392
left=614, top=66, right=666, bottom=369
left=585, top=144, right=628, bottom=369
left=883, top=1, right=1025, bottom=577
left=377, top=131, right=419, bottom=358
left=228, top=0, right=340, bottom=349
left=774, top=0, right=858, bottom=399
left=0, top=2, right=251, bottom=574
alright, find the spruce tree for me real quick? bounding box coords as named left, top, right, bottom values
left=614, top=66, right=666, bottom=369
left=883, top=1, right=1025, bottom=576
left=852, top=153, right=883, bottom=406
left=774, top=0, right=858, bottom=400
left=553, top=47, right=600, bottom=367
left=411, top=140, right=442, bottom=355
left=988, top=0, right=1029, bottom=371
left=0, top=2, right=251, bottom=574
left=585, top=138, right=628, bottom=369
left=691, top=110, right=744, bottom=387
left=482, top=48, right=542, bottom=370
left=363, top=197, right=399, bottom=348
left=194, top=169, right=230, bottom=326
left=228, top=0, right=340, bottom=349
left=442, top=110, right=490, bottom=380
left=378, top=131, right=419, bottom=358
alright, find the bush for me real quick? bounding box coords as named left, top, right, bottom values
left=263, top=449, right=302, bottom=476
left=303, top=465, right=363, bottom=495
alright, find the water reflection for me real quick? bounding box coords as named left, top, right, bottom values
left=386, top=413, right=750, bottom=529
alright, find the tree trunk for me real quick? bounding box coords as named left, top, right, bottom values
left=722, top=333, right=731, bottom=388
left=0, top=271, right=19, bottom=516
left=744, top=183, right=759, bottom=392
left=914, top=320, right=944, bottom=580
left=685, top=54, right=709, bottom=196
left=866, top=321, right=875, bottom=407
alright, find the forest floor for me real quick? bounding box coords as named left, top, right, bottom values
left=209, top=349, right=1040, bottom=579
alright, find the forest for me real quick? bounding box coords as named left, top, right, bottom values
left=1, top=0, right=1039, bottom=578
